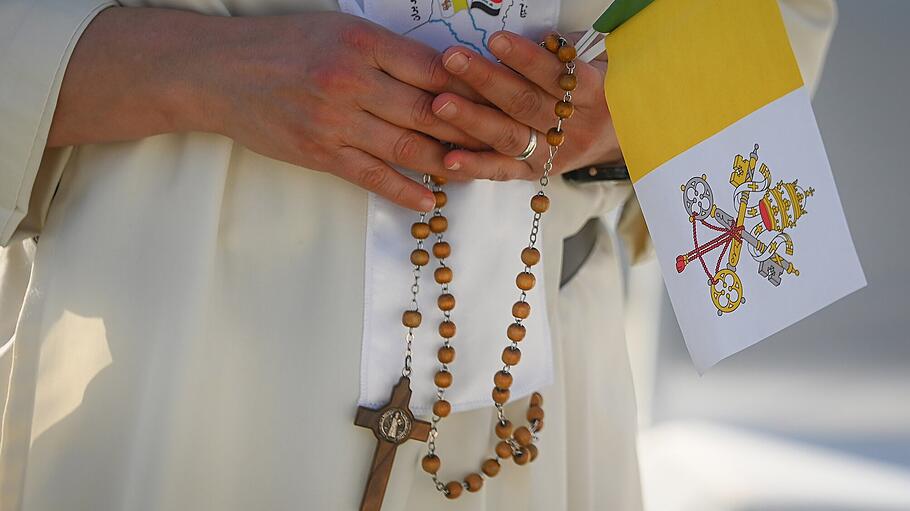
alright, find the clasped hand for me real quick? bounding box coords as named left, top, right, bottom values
left=207, top=12, right=621, bottom=211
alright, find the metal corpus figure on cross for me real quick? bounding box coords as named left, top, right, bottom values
left=354, top=376, right=431, bottom=511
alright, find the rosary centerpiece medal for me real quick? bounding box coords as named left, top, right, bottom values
left=354, top=376, right=431, bottom=511
left=354, top=34, right=577, bottom=511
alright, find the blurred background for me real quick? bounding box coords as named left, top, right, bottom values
left=622, top=2, right=910, bottom=510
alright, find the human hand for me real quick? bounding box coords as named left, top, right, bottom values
left=430, top=31, right=622, bottom=181
left=200, top=12, right=489, bottom=210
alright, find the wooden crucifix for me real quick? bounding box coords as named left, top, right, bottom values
left=354, top=376, right=431, bottom=511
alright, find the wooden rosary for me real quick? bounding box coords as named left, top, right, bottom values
left=355, top=34, right=577, bottom=511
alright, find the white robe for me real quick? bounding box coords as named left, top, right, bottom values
left=0, top=1, right=835, bottom=510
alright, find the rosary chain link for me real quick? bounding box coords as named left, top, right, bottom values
left=401, top=176, right=432, bottom=377
left=424, top=180, right=454, bottom=495
left=494, top=33, right=572, bottom=463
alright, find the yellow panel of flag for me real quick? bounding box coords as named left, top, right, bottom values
left=604, top=0, right=804, bottom=182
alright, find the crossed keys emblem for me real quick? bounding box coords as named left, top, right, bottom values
left=675, top=144, right=814, bottom=315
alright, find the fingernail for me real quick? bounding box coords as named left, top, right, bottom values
left=444, top=51, right=470, bottom=73
left=420, top=196, right=437, bottom=211
left=489, top=34, right=512, bottom=56
left=434, top=101, right=457, bottom=118
left=446, top=160, right=461, bottom=171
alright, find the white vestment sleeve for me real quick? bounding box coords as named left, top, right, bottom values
left=781, top=0, right=838, bottom=95
left=0, top=0, right=117, bottom=247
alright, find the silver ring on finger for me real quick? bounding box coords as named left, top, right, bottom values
left=513, top=129, right=538, bottom=161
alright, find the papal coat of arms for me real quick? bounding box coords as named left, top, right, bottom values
left=675, top=144, right=814, bottom=315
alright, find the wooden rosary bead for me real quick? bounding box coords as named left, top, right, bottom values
left=402, top=310, right=422, bottom=328
left=434, top=267, right=453, bottom=284
left=465, top=473, right=484, bottom=492
left=557, top=44, right=577, bottom=63
left=494, top=370, right=513, bottom=389
left=507, top=322, right=527, bottom=342
left=555, top=100, right=574, bottom=119
left=492, top=387, right=511, bottom=404
left=495, top=440, right=513, bottom=459
left=433, top=399, right=452, bottom=417
left=527, top=443, right=539, bottom=462
left=513, top=426, right=533, bottom=448
left=411, top=222, right=430, bottom=239
left=495, top=419, right=513, bottom=440
left=434, top=370, right=453, bottom=388
left=428, top=215, right=448, bottom=233
left=512, top=301, right=531, bottom=319
left=558, top=73, right=578, bottom=91
left=410, top=248, right=430, bottom=266
left=422, top=454, right=441, bottom=474
left=521, top=247, right=541, bottom=266
left=438, top=320, right=456, bottom=338
left=527, top=405, right=545, bottom=422
left=543, top=33, right=560, bottom=53
left=433, top=241, right=451, bottom=259
left=445, top=481, right=463, bottom=499
left=437, top=293, right=456, bottom=311
left=516, top=272, right=536, bottom=291
left=513, top=449, right=530, bottom=465
left=482, top=458, right=501, bottom=477
left=392, top=58, right=571, bottom=488
left=502, top=346, right=521, bottom=366
left=437, top=345, right=456, bottom=364
left=433, top=190, right=448, bottom=208
left=530, top=194, right=550, bottom=213
left=546, top=127, right=566, bottom=147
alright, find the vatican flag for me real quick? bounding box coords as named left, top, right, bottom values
left=439, top=0, right=468, bottom=18
left=604, top=0, right=865, bottom=370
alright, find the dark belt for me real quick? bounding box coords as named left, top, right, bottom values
left=562, top=163, right=630, bottom=183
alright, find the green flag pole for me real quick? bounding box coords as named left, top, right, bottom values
left=576, top=0, right=655, bottom=62
left=593, top=0, right=655, bottom=34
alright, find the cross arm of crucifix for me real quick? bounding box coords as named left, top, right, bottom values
left=354, top=377, right=431, bottom=511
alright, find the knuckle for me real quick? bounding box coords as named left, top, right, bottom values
left=392, top=131, right=423, bottom=163
left=306, top=147, right=330, bottom=169
left=491, top=165, right=511, bottom=182
left=506, top=88, right=542, bottom=118
left=390, top=183, right=412, bottom=205
left=515, top=47, right=537, bottom=70
left=410, top=94, right=437, bottom=128
left=359, top=164, right=391, bottom=191
left=306, top=100, right=335, bottom=127
left=291, top=131, right=315, bottom=157
left=311, top=65, right=350, bottom=94
left=424, top=55, right=451, bottom=90
left=339, top=24, right=379, bottom=55
left=473, top=66, right=496, bottom=90
left=492, top=125, right=523, bottom=153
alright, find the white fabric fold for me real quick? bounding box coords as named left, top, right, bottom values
left=361, top=178, right=555, bottom=414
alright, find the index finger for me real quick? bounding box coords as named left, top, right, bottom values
left=486, top=31, right=601, bottom=104
left=360, top=24, right=490, bottom=104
